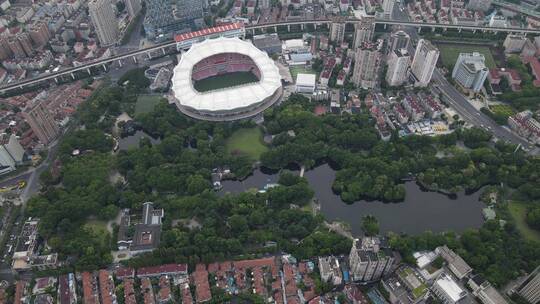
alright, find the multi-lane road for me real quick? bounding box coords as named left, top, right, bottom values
left=4, top=15, right=540, bottom=95
left=0, top=7, right=536, bottom=151
left=432, top=71, right=535, bottom=151
left=391, top=5, right=537, bottom=153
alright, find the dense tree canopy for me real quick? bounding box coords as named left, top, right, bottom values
left=362, top=215, right=379, bottom=236
left=26, top=86, right=540, bottom=286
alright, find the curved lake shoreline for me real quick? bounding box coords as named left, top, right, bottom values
left=220, top=163, right=486, bottom=236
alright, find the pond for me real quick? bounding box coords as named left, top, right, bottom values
left=219, top=168, right=281, bottom=194
left=117, top=131, right=161, bottom=151
left=221, top=164, right=486, bottom=235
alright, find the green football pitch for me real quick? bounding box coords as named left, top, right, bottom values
left=437, top=44, right=496, bottom=69
left=193, top=72, right=259, bottom=92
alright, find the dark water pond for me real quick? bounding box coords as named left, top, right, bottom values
left=118, top=131, right=161, bottom=151
left=304, top=164, right=485, bottom=235
left=221, top=164, right=486, bottom=235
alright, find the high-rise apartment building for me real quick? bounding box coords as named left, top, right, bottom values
left=0, top=37, right=14, bottom=60
left=353, top=15, right=375, bottom=48
left=29, top=21, right=51, bottom=48
left=349, top=237, right=395, bottom=282
left=516, top=266, right=540, bottom=304
left=452, top=52, right=489, bottom=92
left=352, top=43, right=380, bottom=89
left=330, top=22, right=346, bottom=44
left=0, top=133, right=25, bottom=174
left=386, top=48, right=410, bottom=86
left=89, top=0, right=119, bottom=46
left=388, top=30, right=410, bottom=53
left=382, top=0, right=395, bottom=18
left=411, top=39, right=439, bottom=87
left=22, top=98, right=60, bottom=145
left=7, top=36, right=26, bottom=58
left=144, top=0, right=203, bottom=40
left=125, top=0, right=142, bottom=18
left=17, top=32, right=34, bottom=57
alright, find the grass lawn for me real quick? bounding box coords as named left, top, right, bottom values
left=412, top=285, right=428, bottom=299
left=226, top=128, right=268, bottom=160
left=84, top=220, right=109, bottom=234
left=289, top=66, right=316, bottom=81
left=135, top=95, right=162, bottom=115
left=508, top=202, right=540, bottom=242
left=491, top=104, right=516, bottom=117
left=437, top=44, right=496, bottom=69
left=194, top=72, right=259, bottom=92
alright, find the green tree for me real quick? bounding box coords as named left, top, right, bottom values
left=186, top=175, right=210, bottom=195
left=362, top=215, right=379, bottom=236
left=526, top=207, right=540, bottom=230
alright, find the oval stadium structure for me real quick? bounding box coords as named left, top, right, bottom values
left=170, top=37, right=283, bottom=121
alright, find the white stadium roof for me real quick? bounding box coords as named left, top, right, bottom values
left=171, top=37, right=282, bottom=113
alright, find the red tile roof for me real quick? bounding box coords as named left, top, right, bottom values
left=193, top=264, right=212, bottom=303
left=283, top=263, right=298, bottom=296
left=14, top=281, right=25, bottom=304
left=175, top=23, right=244, bottom=42
left=523, top=56, right=540, bottom=87
left=115, top=267, right=135, bottom=279
left=158, top=276, right=171, bottom=303
left=507, top=69, right=521, bottom=81
left=58, top=275, right=71, bottom=304
left=98, top=270, right=115, bottom=304
left=181, top=284, right=193, bottom=304
left=141, top=277, right=156, bottom=304
left=82, top=272, right=98, bottom=304
left=489, top=68, right=500, bottom=80
left=137, top=263, right=188, bottom=277
left=233, top=257, right=275, bottom=269
left=124, top=278, right=137, bottom=304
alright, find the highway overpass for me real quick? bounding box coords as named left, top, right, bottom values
left=247, top=18, right=540, bottom=34
left=0, top=41, right=177, bottom=95
left=2, top=18, right=540, bottom=95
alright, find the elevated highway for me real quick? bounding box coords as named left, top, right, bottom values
left=2, top=18, right=540, bottom=95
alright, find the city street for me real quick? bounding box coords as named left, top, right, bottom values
left=391, top=4, right=538, bottom=153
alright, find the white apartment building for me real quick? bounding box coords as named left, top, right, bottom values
left=411, top=39, right=440, bottom=87
left=125, top=0, right=142, bottom=18
left=386, top=48, right=410, bottom=86
left=452, top=52, right=489, bottom=92
left=353, top=15, right=375, bottom=48
left=0, top=133, right=25, bottom=174
left=517, top=266, right=540, bottom=304
left=352, top=44, right=379, bottom=89
left=382, top=0, right=395, bottom=18
left=89, top=0, right=119, bottom=46
left=349, top=237, right=395, bottom=282
left=330, top=22, right=346, bottom=43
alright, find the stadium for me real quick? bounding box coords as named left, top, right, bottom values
left=170, top=37, right=283, bottom=121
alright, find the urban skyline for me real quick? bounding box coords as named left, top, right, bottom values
left=0, top=0, right=539, bottom=303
